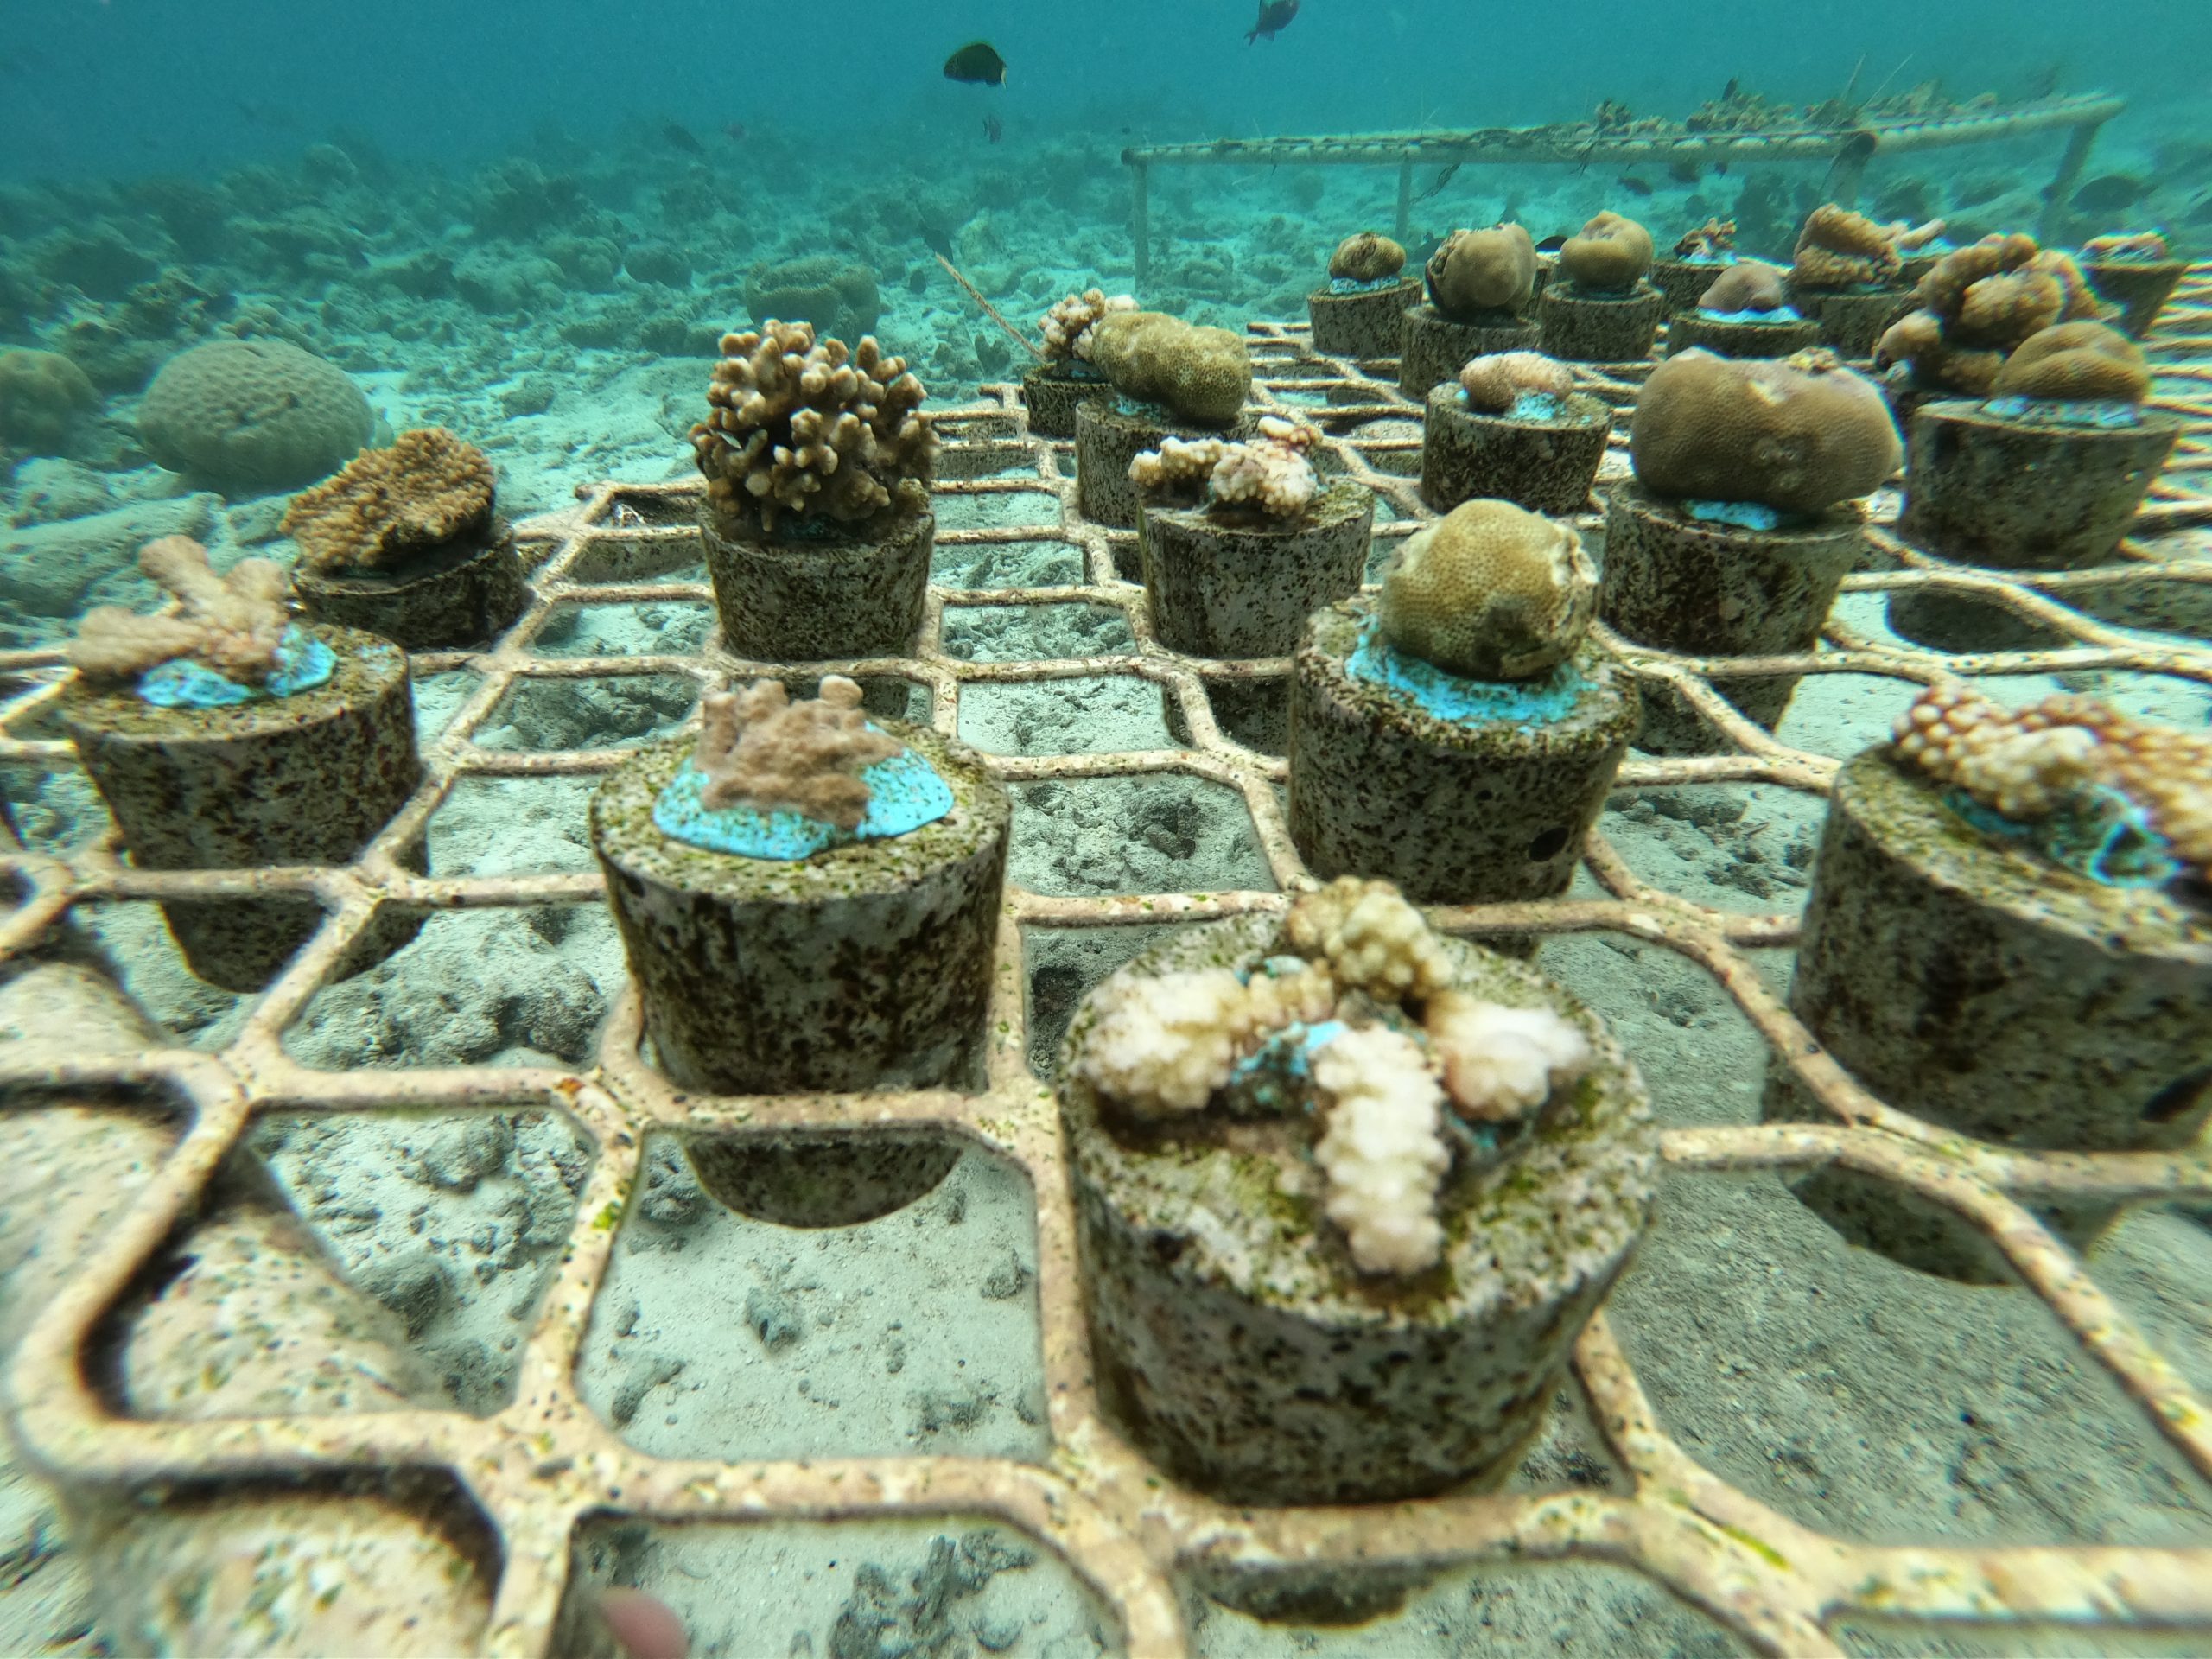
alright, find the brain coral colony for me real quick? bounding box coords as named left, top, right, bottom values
left=1538, top=211, right=1666, bottom=362
left=60, top=537, right=422, bottom=992
left=1019, top=287, right=1135, bottom=438
left=281, top=427, right=527, bottom=649
left=1307, top=231, right=1418, bottom=360
left=1421, top=349, right=1614, bottom=515
left=1601, top=347, right=1902, bottom=751
left=1402, top=224, right=1541, bottom=398
left=1059, top=879, right=1656, bottom=1504
left=1127, top=416, right=1376, bottom=657
left=1289, top=497, right=1637, bottom=908
left=689, top=321, right=938, bottom=661
left=1872, top=236, right=2180, bottom=646
left=1071, top=309, right=1255, bottom=531
left=1764, top=683, right=2212, bottom=1281
left=590, top=672, right=1011, bottom=1221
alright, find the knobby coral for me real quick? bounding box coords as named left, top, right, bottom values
left=1127, top=416, right=1321, bottom=518
left=690, top=676, right=900, bottom=831
left=281, top=428, right=497, bottom=574
left=70, top=537, right=292, bottom=683
left=1459, top=351, right=1576, bottom=414
left=1874, top=233, right=2109, bottom=396
left=1791, top=205, right=1947, bottom=290
left=690, top=322, right=937, bottom=535
left=1560, top=212, right=1655, bottom=292
left=1040, top=289, right=1136, bottom=362
left=1630, top=347, right=1901, bottom=513
left=1071, top=878, right=1592, bottom=1275
left=1379, top=499, right=1598, bottom=681
left=1894, top=682, right=2211, bottom=883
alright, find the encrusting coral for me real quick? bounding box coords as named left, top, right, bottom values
left=1894, top=681, right=2211, bottom=884
left=1630, top=347, right=1902, bottom=513
left=1127, top=416, right=1321, bottom=518
left=689, top=676, right=899, bottom=832
left=690, top=321, right=937, bottom=535
left=1458, top=351, right=1576, bottom=414
left=1559, top=212, right=1656, bottom=292
left=70, top=537, right=292, bottom=684
left=1789, top=204, right=1944, bottom=290
left=1378, top=499, right=1598, bottom=682
left=1071, top=878, right=1592, bottom=1275
left=1083, top=310, right=1251, bottom=426
left=1426, top=225, right=1539, bottom=318
left=280, top=428, right=496, bottom=574
left=1039, top=289, right=1136, bottom=362
left=1329, top=232, right=1407, bottom=283
left=1874, top=233, right=2110, bottom=397
left=1699, top=260, right=1790, bottom=313
left=1988, top=321, right=2150, bottom=403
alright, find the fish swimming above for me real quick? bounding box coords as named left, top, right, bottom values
left=1248, top=1, right=1300, bottom=44
left=944, top=41, right=1008, bottom=86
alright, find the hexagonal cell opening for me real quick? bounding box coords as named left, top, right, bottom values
left=602, top=487, right=700, bottom=527
left=429, top=774, right=602, bottom=876
left=531, top=601, right=713, bottom=658
left=1010, top=774, right=1275, bottom=897
left=0, top=757, right=111, bottom=855
left=932, top=537, right=1086, bottom=591
left=958, top=677, right=1179, bottom=758
left=576, top=1137, right=1049, bottom=1465
left=471, top=673, right=698, bottom=752
left=559, top=1512, right=1119, bottom=1659
left=943, top=603, right=1135, bottom=664
left=937, top=441, right=1039, bottom=482
left=1599, top=783, right=1826, bottom=915
left=563, top=532, right=709, bottom=586
left=281, top=902, right=623, bottom=1071
left=1022, top=922, right=1183, bottom=1079
left=934, top=490, right=1062, bottom=533
left=411, top=666, right=482, bottom=743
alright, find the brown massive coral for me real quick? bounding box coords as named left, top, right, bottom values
left=1630, top=347, right=1901, bottom=513
left=70, top=537, right=292, bottom=683
left=281, top=428, right=496, bottom=574
left=690, top=322, right=936, bottom=535
left=1426, top=225, right=1539, bottom=318
left=1560, top=212, right=1655, bottom=292
left=1873, top=233, right=2112, bottom=396
left=1790, top=204, right=1946, bottom=290
left=690, top=676, right=900, bottom=830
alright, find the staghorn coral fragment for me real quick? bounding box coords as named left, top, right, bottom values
left=690, top=321, right=937, bottom=535
left=1560, top=211, right=1656, bottom=291
left=1284, top=877, right=1454, bottom=1002
left=1458, top=351, right=1576, bottom=414
left=689, top=675, right=901, bottom=831
left=69, top=537, right=292, bottom=683
left=1040, top=288, right=1136, bottom=363
left=1379, top=499, right=1598, bottom=681
left=280, top=427, right=496, bottom=574
left=1630, top=347, right=1901, bottom=513
left=1329, top=232, right=1407, bottom=283
left=1071, top=960, right=1336, bottom=1119
left=1311, top=1024, right=1452, bottom=1275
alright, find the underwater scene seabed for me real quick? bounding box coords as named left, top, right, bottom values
left=3, top=9, right=2212, bottom=1656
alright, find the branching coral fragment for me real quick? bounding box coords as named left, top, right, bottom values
left=1040, top=289, right=1136, bottom=362
left=70, top=537, right=292, bottom=683
left=690, top=676, right=900, bottom=831
left=1128, top=416, right=1321, bottom=518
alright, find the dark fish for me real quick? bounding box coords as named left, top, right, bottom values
left=1666, top=158, right=1703, bottom=186
left=663, top=123, right=703, bottom=155
left=1617, top=175, right=1654, bottom=197
left=944, top=41, right=1007, bottom=86
left=1535, top=233, right=1570, bottom=253
left=1722, top=77, right=1739, bottom=100
left=2071, top=174, right=2149, bottom=214
left=918, top=219, right=954, bottom=259
left=721, top=121, right=747, bottom=143
left=983, top=115, right=1003, bottom=144
left=1247, top=0, right=1299, bottom=43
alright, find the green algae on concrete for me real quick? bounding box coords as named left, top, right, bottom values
left=1420, top=386, right=1614, bottom=516
left=1288, top=600, right=1638, bottom=906
left=291, top=519, right=528, bottom=650
left=701, top=503, right=935, bottom=663
left=1599, top=483, right=1863, bottom=754
left=1399, top=305, right=1540, bottom=401
left=60, top=624, right=423, bottom=992
left=1059, top=912, right=1656, bottom=1506
left=1536, top=283, right=1666, bottom=363
left=1762, top=747, right=2212, bottom=1281
left=1138, top=481, right=1373, bottom=659
left=1306, top=277, right=1421, bottom=360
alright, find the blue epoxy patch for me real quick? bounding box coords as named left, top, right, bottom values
left=1679, top=252, right=1737, bottom=266
left=137, top=626, right=336, bottom=709
left=652, top=741, right=954, bottom=861
left=1981, top=396, right=2145, bottom=429
left=1347, top=621, right=1591, bottom=728
left=1504, top=390, right=1572, bottom=423
left=1694, top=306, right=1805, bottom=324
left=1684, top=499, right=1808, bottom=532
left=1946, top=785, right=2178, bottom=889
left=1329, top=275, right=1404, bottom=295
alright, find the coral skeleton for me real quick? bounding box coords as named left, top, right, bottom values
left=1128, top=416, right=1321, bottom=518
left=1895, top=683, right=2212, bottom=881
left=689, top=676, right=900, bottom=831
left=1071, top=878, right=1592, bottom=1275
left=1041, top=289, right=1137, bottom=362
left=70, top=537, right=292, bottom=684
left=281, top=427, right=496, bottom=574
left=690, top=321, right=936, bottom=534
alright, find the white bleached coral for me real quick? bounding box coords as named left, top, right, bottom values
left=1311, top=1025, right=1452, bottom=1274
left=1041, top=289, right=1137, bottom=362
left=1128, top=416, right=1322, bottom=519
left=1424, top=991, right=1593, bottom=1125
left=1073, top=962, right=1335, bottom=1118
left=1284, top=876, right=1453, bottom=1001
